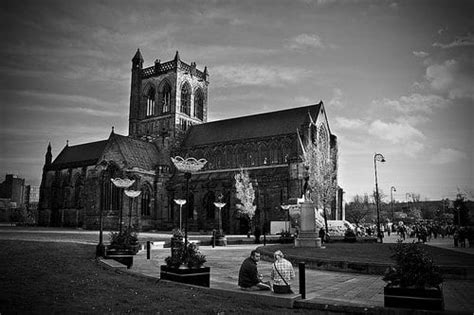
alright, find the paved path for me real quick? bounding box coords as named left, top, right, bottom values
left=132, top=242, right=474, bottom=313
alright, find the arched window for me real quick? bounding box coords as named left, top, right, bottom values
left=141, top=185, right=152, bottom=217
left=318, top=125, right=329, bottom=161
left=204, top=191, right=215, bottom=219
left=180, top=82, right=191, bottom=115
left=101, top=165, right=121, bottom=213
left=146, top=87, right=155, bottom=117
left=73, top=174, right=83, bottom=209
left=162, top=83, right=172, bottom=113
left=194, top=88, right=204, bottom=120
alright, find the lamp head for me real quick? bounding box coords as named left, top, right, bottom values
left=375, top=153, right=386, bottom=163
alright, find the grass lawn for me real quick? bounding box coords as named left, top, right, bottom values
left=260, top=242, right=474, bottom=267
left=0, top=240, right=312, bottom=314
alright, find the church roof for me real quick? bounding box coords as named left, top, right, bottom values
left=51, top=133, right=161, bottom=171
left=107, top=133, right=161, bottom=170
left=52, top=140, right=108, bottom=168
left=182, top=102, right=322, bottom=147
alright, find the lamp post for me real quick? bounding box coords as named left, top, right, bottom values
left=111, top=178, right=135, bottom=234
left=124, top=189, right=141, bottom=230
left=214, top=194, right=227, bottom=246
left=280, top=203, right=291, bottom=234
left=173, top=199, right=187, bottom=231
left=374, top=153, right=386, bottom=243
left=96, top=171, right=106, bottom=257
left=390, top=186, right=396, bottom=222
left=170, top=156, right=207, bottom=247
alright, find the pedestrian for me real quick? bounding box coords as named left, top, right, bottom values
left=319, top=227, right=326, bottom=244
left=453, top=227, right=459, bottom=247
left=238, top=250, right=271, bottom=291
left=271, top=250, right=295, bottom=294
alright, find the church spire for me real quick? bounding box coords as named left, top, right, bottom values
left=132, top=48, right=144, bottom=63
left=45, top=142, right=52, bottom=166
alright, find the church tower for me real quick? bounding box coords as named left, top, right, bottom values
left=128, top=49, right=209, bottom=152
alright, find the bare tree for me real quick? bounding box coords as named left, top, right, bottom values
left=346, top=194, right=372, bottom=227
left=234, top=168, right=257, bottom=233
left=302, top=139, right=338, bottom=235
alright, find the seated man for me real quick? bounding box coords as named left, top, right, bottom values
left=238, top=250, right=271, bottom=291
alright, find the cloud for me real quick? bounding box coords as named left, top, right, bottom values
left=430, top=148, right=468, bottom=164
left=433, top=33, right=474, bottom=49
left=413, top=51, right=429, bottom=58
left=334, top=117, right=365, bottom=129
left=425, top=59, right=474, bottom=99
left=371, top=93, right=449, bottom=114
left=368, top=120, right=425, bottom=144
left=328, top=88, right=344, bottom=108
left=211, top=64, right=312, bottom=88
left=286, top=33, right=326, bottom=50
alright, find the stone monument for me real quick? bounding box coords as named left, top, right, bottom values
left=295, top=167, right=322, bottom=248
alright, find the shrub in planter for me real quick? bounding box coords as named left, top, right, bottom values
left=108, top=226, right=139, bottom=253
left=383, top=241, right=444, bottom=310
left=165, top=233, right=207, bottom=269
left=162, top=234, right=209, bottom=287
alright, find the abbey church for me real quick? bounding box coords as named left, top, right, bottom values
left=38, top=50, right=342, bottom=234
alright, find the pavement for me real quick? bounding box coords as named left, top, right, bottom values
left=99, top=234, right=474, bottom=314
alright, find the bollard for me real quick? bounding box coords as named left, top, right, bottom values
left=146, top=241, right=151, bottom=260
left=299, top=262, right=306, bottom=299
left=212, top=229, right=216, bottom=248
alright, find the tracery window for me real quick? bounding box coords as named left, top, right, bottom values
left=141, top=185, right=152, bottom=217
left=318, top=125, right=329, bottom=161
left=162, top=83, right=172, bottom=113
left=101, top=169, right=121, bottom=213
left=146, top=87, right=156, bottom=117
left=194, top=88, right=204, bottom=120
left=180, top=82, right=191, bottom=115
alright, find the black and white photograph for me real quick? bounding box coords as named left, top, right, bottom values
left=1, top=0, right=473, bottom=313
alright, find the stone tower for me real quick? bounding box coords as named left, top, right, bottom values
left=128, top=49, right=209, bottom=153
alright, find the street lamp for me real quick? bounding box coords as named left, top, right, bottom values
left=214, top=194, right=227, bottom=246
left=111, top=178, right=135, bottom=234
left=173, top=199, right=187, bottom=231
left=390, top=186, right=396, bottom=221
left=374, top=153, right=386, bottom=243
left=280, top=203, right=291, bottom=234
left=214, top=194, right=226, bottom=235
left=124, top=189, right=141, bottom=230
left=170, top=156, right=207, bottom=247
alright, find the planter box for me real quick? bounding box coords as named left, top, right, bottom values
left=105, top=249, right=136, bottom=269
left=160, top=266, right=210, bottom=287
left=384, top=285, right=444, bottom=310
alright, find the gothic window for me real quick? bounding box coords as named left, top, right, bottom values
left=162, top=83, right=172, bottom=113
left=73, top=174, right=83, bottom=209
left=101, top=166, right=121, bottom=213
left=204, top=191, right=215, bottom=219
left=180, top=82, right=191, bottom=116
left=318, top=125, right=329, bottom=161
left=141, top=185, right=152, bottom=217
left=194, top=88, right=204, bottom=120
left=146, top=87, right=156, bottom=117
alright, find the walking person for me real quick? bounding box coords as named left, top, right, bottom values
left=270, top=250, right=295, bottom=294
left=238, top=250, right=271, bottom=291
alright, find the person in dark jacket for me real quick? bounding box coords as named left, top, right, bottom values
left=238, top=250, right=270, bottom=291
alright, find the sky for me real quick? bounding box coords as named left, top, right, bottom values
left=0, top=0, right=473, bottom=203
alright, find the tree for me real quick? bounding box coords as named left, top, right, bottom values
left=234, top=168, right=257, bottom=233
left=302, top=138, right=338, bottom=235
left=345, top=194, right=372, bottom=227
